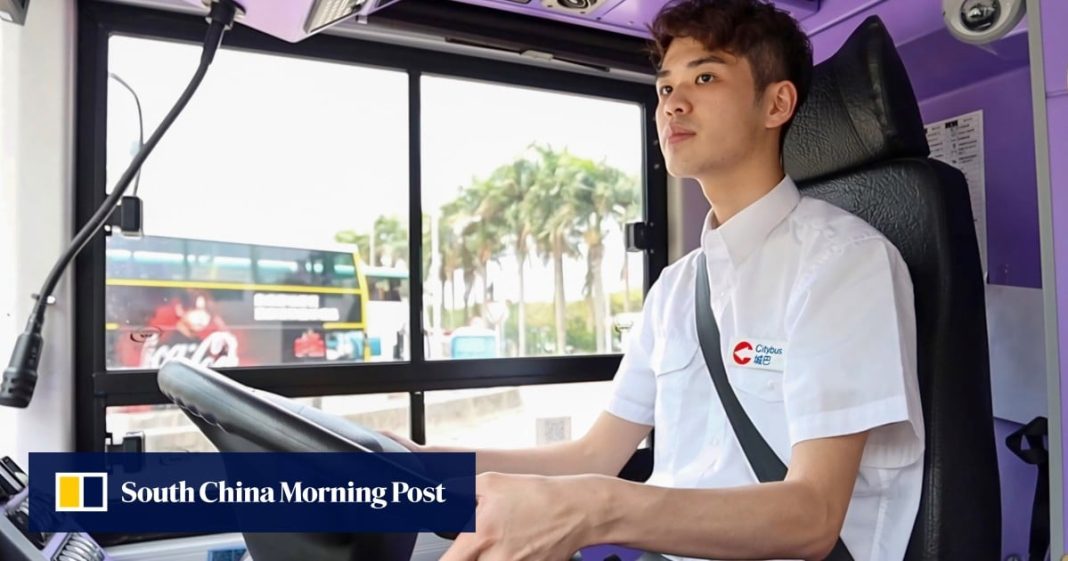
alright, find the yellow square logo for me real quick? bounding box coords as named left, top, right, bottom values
left=54, top=473, right=108, bottom=512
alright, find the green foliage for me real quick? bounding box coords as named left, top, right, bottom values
left=339, top=145, right=642, bottom=354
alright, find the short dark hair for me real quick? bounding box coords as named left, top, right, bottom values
left=650, top=0, right=813, bottom=144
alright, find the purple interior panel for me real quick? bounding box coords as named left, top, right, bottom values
left=580, top=544, right=643, bottom=561
left=918, top=67, right=1040, bottom=289
left=1033, top=0, right=1068, bottom=552
left=898, top=29, right=1030, bottom=101
left=444, top=0, right=947, bottom=47
left=596, top=0, right=819, bottom=34
left=801, top=0, right=940, bottom=62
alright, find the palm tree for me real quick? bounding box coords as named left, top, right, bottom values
left=437, top=208, right=464, bottom=329
left=372, top=215, right=408, bottom=269
left=563, top=153, right=638, bottom=352
left=432, top=144, right=637, bottom=355
left=526, top=144, right=584, bottom=354
left=334, top=229, right=369, bottom=263
left=336, top=216, right=408, bottom=269
left=437, top=183, right=505, bottom=325
left=461, top=179, right=507, bottom=321
left=476, top=157, right=539, bottom=355
left=620, top=200, right=642, bottom=315
left=440, top=197, right=476, bottom=324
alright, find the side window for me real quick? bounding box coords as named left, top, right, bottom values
left=104, top=35, right=409, bottom=370
left=425, top=382, right=615, bottom=448
left=420, top=76, right=646, bottom=361
left=108, top=394, right=411, bottom=452
left=85, top=13, right=660, bottom=455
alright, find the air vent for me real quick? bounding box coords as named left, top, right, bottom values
left=540, top=0, right=604, bottom=16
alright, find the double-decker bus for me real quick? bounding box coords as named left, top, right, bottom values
left=362, top=265, right=409, bottom=361
left=104, top=235, right=372, bottom=368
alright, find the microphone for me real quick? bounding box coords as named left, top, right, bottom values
left=0, top=0, right=242, bottom=408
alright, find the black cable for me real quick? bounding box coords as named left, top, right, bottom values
left=108, top=73, right=145, bottom=197
left=0, top=0, right=241, bottom=408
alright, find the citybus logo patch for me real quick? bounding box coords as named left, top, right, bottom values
left=729, top=338, right=787, bottom=372
left=732, top=341, right=754, bottom=365
left=55, top=473, right=108, bottom=512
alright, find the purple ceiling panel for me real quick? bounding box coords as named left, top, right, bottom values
left=444, top=0, right=948, bottom=53
left=443, top=0, right=651, bottom=38
left=591, top=0, right=658, bottom=35
left=898, top=27, right=1030, bottom=101
left=801, top=0, right=941, bottom=62
left=595, top=0, right=819, bottom=34
left=446, top=0, right=819, bottom=38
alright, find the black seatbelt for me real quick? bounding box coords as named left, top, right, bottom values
left=695, top=252, right=854, bottom=561
left=1006, top=416, right=1050, bottom=561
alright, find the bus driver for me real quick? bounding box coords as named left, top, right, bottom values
left=386, top=1, right=925, bottom=559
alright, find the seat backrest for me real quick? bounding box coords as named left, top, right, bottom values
left=783, top=16, right=1001, bottom=561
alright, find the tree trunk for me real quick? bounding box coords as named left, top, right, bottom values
left=449, top=276, right=457, bottom=329
left=589, top=241, right=607, bottom=353
left=369, top=231, right=375, bottom=267
left=463, top=268, right=475, bottom=325
left=517, top=251, right=527, bottom=356
left=553, top=233, right=567, bottom=354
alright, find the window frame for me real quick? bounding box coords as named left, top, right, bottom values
left=74, top=2, right=668, bottom=452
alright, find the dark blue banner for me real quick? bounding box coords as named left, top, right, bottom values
left=29, top=453, right=475, bottom=533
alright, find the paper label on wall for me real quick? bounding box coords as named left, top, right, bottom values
left=536, top=416, right=571, bottom=446
left=925, top=110, right=986, bottom=276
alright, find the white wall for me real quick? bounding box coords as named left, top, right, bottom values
left=0, top=0, right=78, bottom=466
left=0, top=15, right=14, bottom=460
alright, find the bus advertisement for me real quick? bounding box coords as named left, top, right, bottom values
left=104, top=235, right=378, bottom=369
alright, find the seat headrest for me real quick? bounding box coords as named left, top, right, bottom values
left=784, top=16, right=929, bottom=183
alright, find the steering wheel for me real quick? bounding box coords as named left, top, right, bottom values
left=158, top=358, right=668, bottom=561
left=158, top=358, right=424, bottom=561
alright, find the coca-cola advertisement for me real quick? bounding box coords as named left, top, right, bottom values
left=107, top=286, right=365, bottom=369
left=104, top=235, right=369, bottom=369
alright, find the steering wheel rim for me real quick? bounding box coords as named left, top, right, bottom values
left=157, top=358, right=383, bottom=453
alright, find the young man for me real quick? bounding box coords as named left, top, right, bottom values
left=386, top=1, right=925, bottom=559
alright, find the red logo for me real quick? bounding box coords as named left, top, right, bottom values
left=733, top=341, right=753, bottom=365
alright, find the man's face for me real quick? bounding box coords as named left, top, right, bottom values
left=177, top=295, right=212, bottom=333
left=655, top=37, right=765, bottom=179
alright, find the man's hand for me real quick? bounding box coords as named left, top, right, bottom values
left=441, top=472, right=596, bottom=561
left=379, top=430, right=425, bottom=452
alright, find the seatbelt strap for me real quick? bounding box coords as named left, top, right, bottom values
left=1006, top=416, right=1050, bottom=561
left=695, top=252, right=854, bottom=561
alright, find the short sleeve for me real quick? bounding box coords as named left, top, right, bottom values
left=604, top=280, right=660, bottom=427
left=783, top=237, right=924, bottom=469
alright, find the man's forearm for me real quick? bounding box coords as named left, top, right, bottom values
left=427, top=440, right=614, bottom=476
left=576, top=476, right=837, bottom=561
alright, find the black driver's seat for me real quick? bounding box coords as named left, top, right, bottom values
left=782, top=16, right=1001, bottom=561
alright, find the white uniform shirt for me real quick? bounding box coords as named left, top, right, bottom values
left=606, top=176, right=925, bottom=561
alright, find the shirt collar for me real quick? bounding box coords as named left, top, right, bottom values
left=700, top=175, right=802, bottom=268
